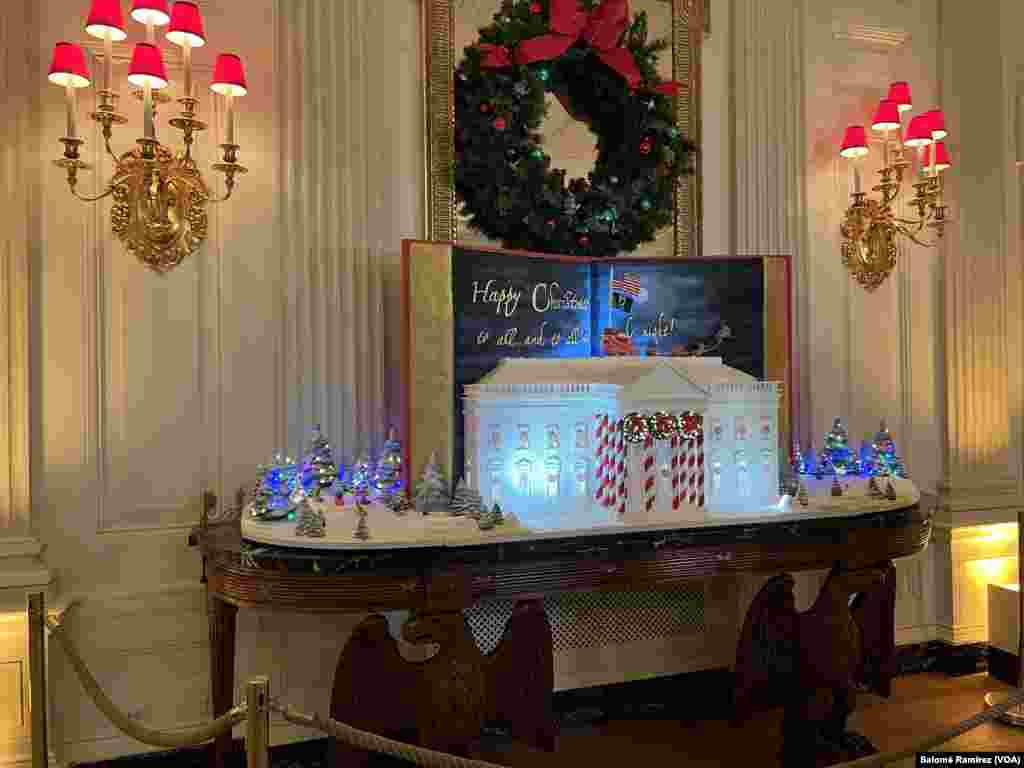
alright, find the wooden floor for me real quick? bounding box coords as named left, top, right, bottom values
left=477, top=673, right=1024, bottom=768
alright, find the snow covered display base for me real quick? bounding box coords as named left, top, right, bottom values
left=239, top=477, right=922, bottom=549
left=462, top=357, right=783, bottom=531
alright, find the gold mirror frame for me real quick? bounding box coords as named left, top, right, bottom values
left=423, top=0, right=706, bottom=258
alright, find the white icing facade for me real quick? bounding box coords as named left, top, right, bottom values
left=463, top=357, right=782, bottom=528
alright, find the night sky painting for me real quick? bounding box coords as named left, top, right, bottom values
left=450, top=247, right=768, bottom=481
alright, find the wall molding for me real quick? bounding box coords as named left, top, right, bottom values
left=831, top=22, right=910, bottom=49
left=74, top=46, right=226, bottom=535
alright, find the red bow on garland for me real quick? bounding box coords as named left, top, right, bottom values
left=478, top=0, right=682, bottom=95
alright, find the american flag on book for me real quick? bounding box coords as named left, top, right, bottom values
left=610, top=273, right=642, bottom=298
left=602, top=328, right=634, bottom=356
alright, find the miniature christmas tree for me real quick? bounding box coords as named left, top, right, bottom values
left=414, top=452, right=449, bottom=514
left=353, top=512, right=370, bottom=540
left=805, top=446, right=819, bottom=477
left=797, top=481, right=809, bottom=507
left=859, top=439, right=874, bottom=476
left=294, top=499, right=325, bottom=537
left=477, top=504, right=498, bottom=530
left=830, top=476, right=843, bottom=497
left=450, top=478, right=482, bottom=517
left=351, top=454, right=372, bottom=493
left=868, top=475, right=884, bottom=498
left=491, top=502, right=504, bottom=525
left=885, top=479, right=897, bottom=500
left=255, top=453, right=300, bottom=516
left=301, top=424, right=338, bottom=494
left=389, top=489, right=412, bottom=515
left=821, top=418, right=853, bottom=475
left=871, top=421, right=901, bottom=477
left=372, top=428, right=403, bottom=497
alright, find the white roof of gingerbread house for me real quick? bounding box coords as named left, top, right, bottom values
left=466, top=357, right=777, bottom=402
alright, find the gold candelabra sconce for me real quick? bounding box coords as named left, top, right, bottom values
left=838, top=82, right=953, bottom=291
left=49, top=0, right=248, bottom=274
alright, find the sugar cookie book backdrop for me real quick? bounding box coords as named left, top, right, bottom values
left=401, top=240, right=791, bottom=487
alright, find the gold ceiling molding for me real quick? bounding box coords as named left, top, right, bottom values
left=832, top=22, right=910, bottom=49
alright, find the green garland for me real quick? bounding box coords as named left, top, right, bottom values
left=454, top=0, right=696, bottom=258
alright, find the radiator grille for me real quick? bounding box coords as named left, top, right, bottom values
left=464, top=588, right=706, bottom=654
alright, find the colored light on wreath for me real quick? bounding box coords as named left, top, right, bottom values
left=648, top=411, right=677, bottom=440
left=622, top=412, right=650, bottom=443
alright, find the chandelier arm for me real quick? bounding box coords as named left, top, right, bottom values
left=893, top=224, right=936, bottom=248
left=209, top=185, right=235, bottom=204
left=69, top=184, right=116, bottom=203
left=103, top=136, right=121, bottom=166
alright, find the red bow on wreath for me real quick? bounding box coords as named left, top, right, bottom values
left=519, top=0, right=641, bottom=88
left=478, top=0, right=683, bottom=97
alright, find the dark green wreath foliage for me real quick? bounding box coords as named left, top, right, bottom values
left=454, top=0, right=696, bottom=258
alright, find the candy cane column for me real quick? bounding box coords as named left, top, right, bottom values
left=670, top=434, right=682, bottom=511
left=594, top=413, right=608, bottom=507
left=642, top=435, right=657, bottom=513
left=615, top=420, right=627, bottom=517
left=685, top=435, right=705, bottom=507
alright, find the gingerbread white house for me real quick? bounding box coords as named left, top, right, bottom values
left=462, top=357, right=782, bottom=529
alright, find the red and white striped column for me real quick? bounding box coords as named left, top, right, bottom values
left=616, top=421, right=628, bottom=517
left=684, top=436, right=705, bottom=507
left=643, top=435, right=657, bottom=513
left=670, top=435, right=682, bottom=511
left=594, top=414, right=608, bottom=506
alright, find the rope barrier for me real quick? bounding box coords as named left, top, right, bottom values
left=39, top=596, right=1024, bottom=768
left=271, top=700, right=511, bottom=768
left=45, top=617, right=247, bottom=749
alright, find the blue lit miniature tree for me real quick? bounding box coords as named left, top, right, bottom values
left=821, top=418, right=853, bottom=476
left=871, top=421, right=901, bottom=477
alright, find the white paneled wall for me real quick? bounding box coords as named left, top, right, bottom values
left=1, top=0, right=1022, bottom=763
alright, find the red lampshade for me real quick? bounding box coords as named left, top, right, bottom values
left=925, top=108, right=947, bottom=141
left=85, top=0, right=127, bottom=41
left=127, top=42, right=168, bottom=89
left=887, top=81, right=912, bottom=112
left=839, top=126, right=869, bottom=158
left=903, top=114, right=934, bottom=148
left=923, top=141, right=952, bottom=171
left=131, top=0, right=170, bottom=26
left=48, top=42, right=92, bottom=88
left=166, top=1, right=205, bottom=47
left=211, top=54, right=247, bottom=96
left=871, top=99, right=901, bottom=131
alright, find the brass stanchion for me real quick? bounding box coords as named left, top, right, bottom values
left=245, top=677, right=269, bottom=768
left=28, top=592, right=48, bottom=768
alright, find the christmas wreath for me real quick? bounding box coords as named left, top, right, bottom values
left=454, top=0, right=696, bottom=258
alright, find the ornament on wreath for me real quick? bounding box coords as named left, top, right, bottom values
left=677, top=411, right=702, bottom=441
left=454, top=0, right=695, bottom=258
left=648, top=411, right=677, bottom=441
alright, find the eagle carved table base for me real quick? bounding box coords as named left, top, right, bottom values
left=329, top=598, right=557, bottom=767
left=734, top=562, right=896, bottom=768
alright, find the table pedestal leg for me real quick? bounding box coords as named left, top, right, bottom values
left=329, top=600, right=556, bottom=767
left=734, top=562, right=895, bottom=768
left=208, top=595, right=237, bottom=768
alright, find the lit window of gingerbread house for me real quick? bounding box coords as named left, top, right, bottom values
left=463, top=357, right=781, bottom=530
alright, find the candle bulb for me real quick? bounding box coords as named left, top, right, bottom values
left=144, top=81, right=154, bottom=138
left=226, top=93, right=235, bottom=144
left=103, top=29, right=113, bottom=93
left=183, top=39, right=192, bottom=99
left=65, top=82, right=78, bottom=138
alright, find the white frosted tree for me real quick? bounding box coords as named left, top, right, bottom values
left=414, top=452, right=449, bottom=514
left=450, top=478, right=483, bottom=518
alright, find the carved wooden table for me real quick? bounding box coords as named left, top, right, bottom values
left=190, top=497, right=932, bottom=768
